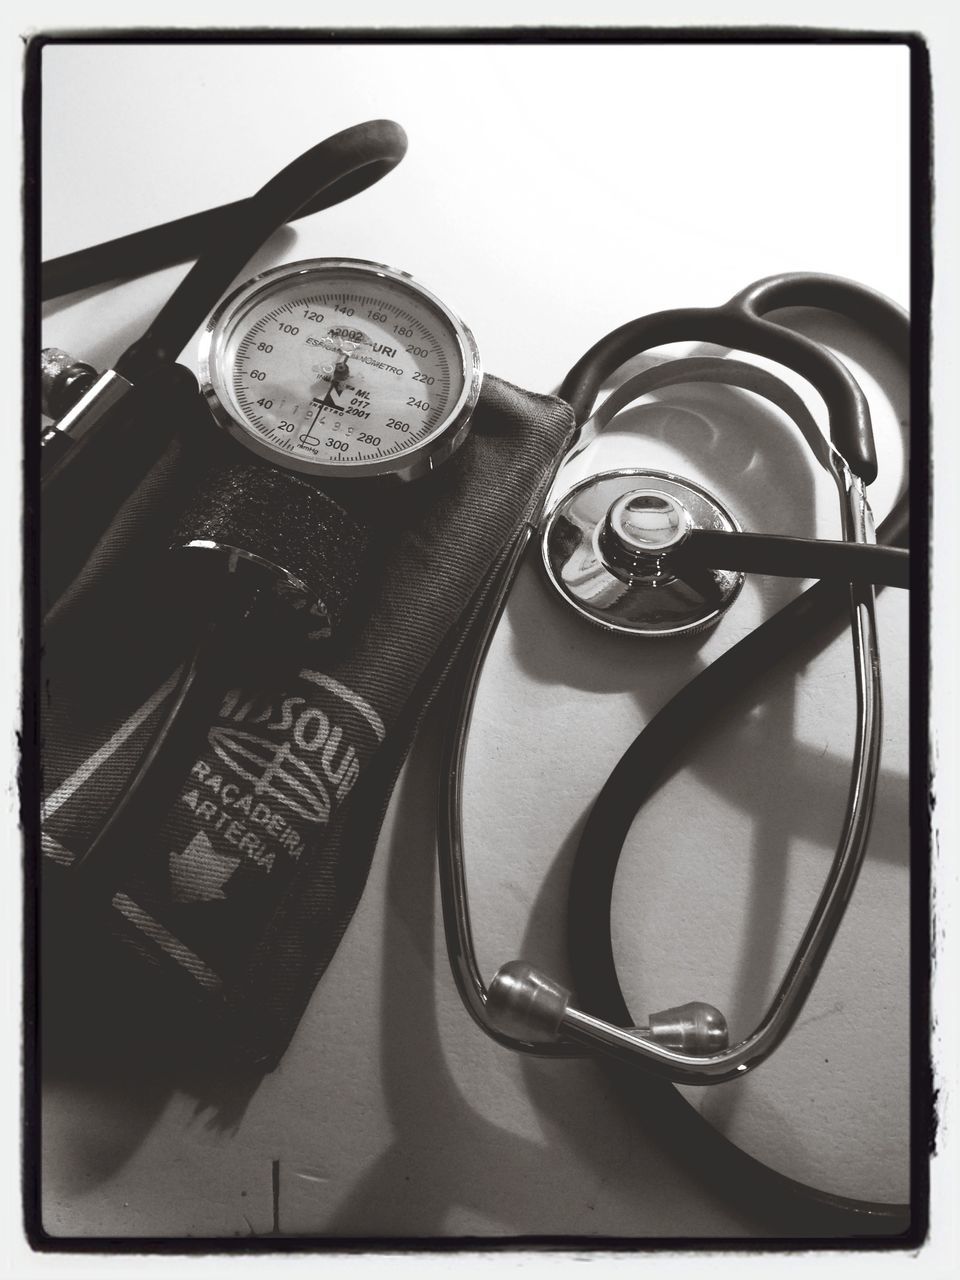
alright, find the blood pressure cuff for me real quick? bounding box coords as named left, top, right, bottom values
left=39, top=375, right=574, bottom=1071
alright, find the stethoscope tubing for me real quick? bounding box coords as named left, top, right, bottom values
left=562, top=305, right=872, bottom=483
left=564, top=280, right=910, bottom=1226
left=437, top=274, right=911, bottom=1228
left=563, top=505, right=909, bottom=1234
left=441, top=348, right=886, bottom=1085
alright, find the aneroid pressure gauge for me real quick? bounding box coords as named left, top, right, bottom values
left=199, top=258, right=482, bottom=482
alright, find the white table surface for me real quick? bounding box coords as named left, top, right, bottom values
left=38, top=39, right=914, bottom=1242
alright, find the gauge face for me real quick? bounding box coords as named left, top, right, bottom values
left=199, top=258, right=482, bottom=480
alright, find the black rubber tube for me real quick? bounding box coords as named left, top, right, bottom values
left=564, top=276, right=911, bottom=1233
left=677, top=530, right=909, bottom=588
left=41, top=152, right=402, bottom=302
left=566, top=502, right=909, bottom=1237
left=559, top=295, right=879, bottom=483
left=113, top=120, right=407, bottom=380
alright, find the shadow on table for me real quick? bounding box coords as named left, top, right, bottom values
left=314, top=712, right=767, bottom=1241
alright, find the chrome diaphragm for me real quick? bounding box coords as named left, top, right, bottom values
left=540, top=468, right=744, bottom=637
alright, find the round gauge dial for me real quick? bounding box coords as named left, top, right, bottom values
left=199, top=258, right=482, bottom=480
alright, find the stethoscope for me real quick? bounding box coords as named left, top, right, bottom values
left=440, top=273, right=908, bottom=1075
left=437, top=272, right=911, bottom=1228
left=39, top=123, right=912, bottom=1230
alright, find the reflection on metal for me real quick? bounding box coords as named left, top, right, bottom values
left=541, top=469, right=744, bottom=637
left=437, top=349, right=886, bottom=1087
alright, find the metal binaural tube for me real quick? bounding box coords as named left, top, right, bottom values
left=436, top=524, right=586, bottom=1060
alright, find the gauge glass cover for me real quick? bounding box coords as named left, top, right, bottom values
left=199, top=258, right=481, bottom=480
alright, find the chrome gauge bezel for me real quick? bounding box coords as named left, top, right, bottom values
left=198, top=257, right=482, bottom=482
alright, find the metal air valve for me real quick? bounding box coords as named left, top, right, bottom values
left=40, top=347, right=99, bottom=421
left=486, top=960, right=729, bottom=1055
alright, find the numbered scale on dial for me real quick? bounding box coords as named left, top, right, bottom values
left=199, top=258, right=482, bottom=481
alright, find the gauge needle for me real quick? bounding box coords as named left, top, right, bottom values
left=333, top=351, right=351, bottom=391
left=309, top=362, right=349, bottom=427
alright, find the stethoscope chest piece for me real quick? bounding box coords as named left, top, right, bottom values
left=540, top=469, right=744, bottom=637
